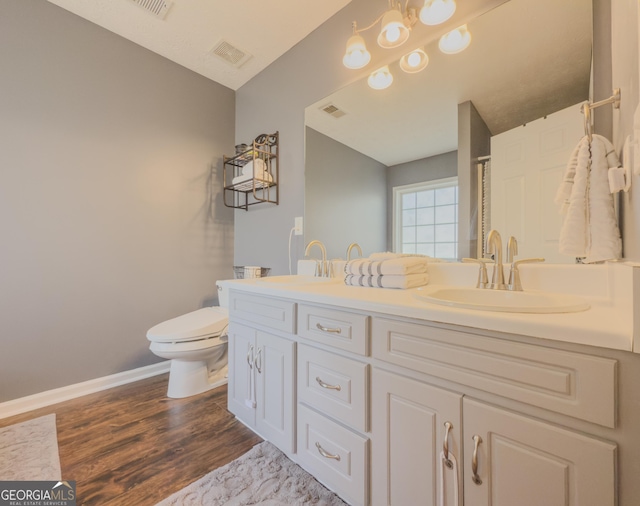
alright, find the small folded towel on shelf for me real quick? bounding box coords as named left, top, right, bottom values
left=345, top=256, right=429, bottom=276
left=232, top=170, right=273, bottom=186
left=345, top=273, right=429, bottom=289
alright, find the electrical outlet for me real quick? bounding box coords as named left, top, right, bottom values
left=294, top=216, right=303, bottom=236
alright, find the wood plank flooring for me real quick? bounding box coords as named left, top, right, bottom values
left=0, top=374, right=263, bottom=505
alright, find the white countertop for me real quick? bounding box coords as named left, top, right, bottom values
left=223, top=266, right=635, bottom=352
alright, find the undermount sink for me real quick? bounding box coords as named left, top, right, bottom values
left=414, top=286, right=590, bottom=314
left=255, top=275, right=341, bottom=286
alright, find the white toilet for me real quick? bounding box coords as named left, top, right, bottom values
left=147, top=280, right=230, bottom=398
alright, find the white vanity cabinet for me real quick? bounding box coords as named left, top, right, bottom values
left=371, top=316, right=618, bottom=506
left=372, top=369, right=616, bottom=506
left=227, top=292, right=296, bottom=455
left=462, top=398, right=616, bottom=506
left=226, top=288, right=624, bottom=506
left=295, top=304, right=371, bottom=506
left=371, top=369, right=463, bottom=506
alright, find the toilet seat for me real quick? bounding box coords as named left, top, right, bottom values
left=147, top=307, right=228, bottom=343
left=149, top=334, right=227, bottom=354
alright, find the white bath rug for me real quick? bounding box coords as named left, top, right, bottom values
left=156, top=441, right=347, bottom=505
left=0, top=414, right=61, bottom=481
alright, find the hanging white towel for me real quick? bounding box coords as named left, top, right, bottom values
left=556, top=134, right=622, bottom=263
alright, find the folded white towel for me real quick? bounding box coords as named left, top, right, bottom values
left=345, top=273, right=429, bottom=289
left=232, top=170, right=273, bottom=186
left=345, top=256, right=429, bottom=276
left=368, top=252, right=439, bottom=260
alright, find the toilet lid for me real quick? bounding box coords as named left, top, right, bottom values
left=146, top=307, right=229, bottom=343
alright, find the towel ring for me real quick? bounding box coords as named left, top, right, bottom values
left=581, top=89, right=621, bottom=143
left=581, top=102, right=593, bottom=142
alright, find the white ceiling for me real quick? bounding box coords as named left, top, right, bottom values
left=305, top=0, right=592, bottom=166
left=46, top=0, right=353, bottom=90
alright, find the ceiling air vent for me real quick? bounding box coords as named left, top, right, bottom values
left=128, top=0, right=173, bottom=19
left=211, top=40, right=252, bottom=68
left=321, top=104, right=347, bottom=119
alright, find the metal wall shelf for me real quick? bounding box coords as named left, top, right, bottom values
left=223, top=132, right=279, bottom=211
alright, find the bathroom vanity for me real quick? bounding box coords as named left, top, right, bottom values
left=224, top=263, right=640, bottom=506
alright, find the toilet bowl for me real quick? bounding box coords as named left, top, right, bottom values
left=147, top=281, right=230, bottom=398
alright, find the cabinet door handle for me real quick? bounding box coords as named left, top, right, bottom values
left=254, top=347, right=262, bottom=374
left=316, top=323, right=342, bottom=334
left=246, top=345, right=254, bottom=369
left=315, top=442, right=341, bottom=461
left=471, top=434, right=483, bottom=485
left=316, top=376, right=341, bottom=391
left=442, top=421, right=453, bottom=469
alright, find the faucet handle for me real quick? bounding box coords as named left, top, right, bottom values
left=508, top=257, right=545, bottom=291
left=462, top=258, right=491, bottom=289
left=506, top=236, right=518, bottom=263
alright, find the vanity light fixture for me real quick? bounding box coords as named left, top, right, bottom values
left=438, top=24, right=471, bottom=54
left=377, top=4, right=411, bottom=49
left=399, top=47, right=429, bottom=73
left=368, top=65, right=394, bottom=90
left=419, top=0, right=456, bottom=26
left=343, top=23, right=372, bottom=69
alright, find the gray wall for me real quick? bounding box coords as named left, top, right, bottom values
left=386, top=151, right=458, bottom=250
left=305, top=128, right=386, bottom=260
left=0, top=0, right=235, bottom=402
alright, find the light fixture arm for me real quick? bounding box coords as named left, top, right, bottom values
left=351, top=0, right=413, bottom=35
left=351, top=14, right=385, bottom=36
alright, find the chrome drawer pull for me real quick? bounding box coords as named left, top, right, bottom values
left=315, top=442, right=341, bottom=461
left=316, top=323, right=342, bottom=334
left=471, top=434, right=483, bottom=485
left=316, top=376, right=341, bottom=391
left=442, top=421, right=453, bottom=469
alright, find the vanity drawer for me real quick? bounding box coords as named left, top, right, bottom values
left=298, top=304, right=369, bottom=355
left=298, top=343, right=369, bottom=432
left=372, top=317, right=617, bottom=428
left=297, top=403, right=369, bottom=506
left=229, top=291, right=295, bottom=334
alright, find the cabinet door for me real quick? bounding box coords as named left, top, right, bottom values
left=372, top=369, right=463, bottom=506
left=227, top=322, right=256, bottom=426
left=463, top=398, right=616, bottom=506
left=255, top=330, right=296, bottom=454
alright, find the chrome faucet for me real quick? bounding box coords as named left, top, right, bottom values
left=304, top=240, right=328, bottom=277
left=346, top=242, right=363, bottom=261
left=486, top=230, right=507, bottom=290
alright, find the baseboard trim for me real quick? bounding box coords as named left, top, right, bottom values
left=0, top=361, right=171, bottom=420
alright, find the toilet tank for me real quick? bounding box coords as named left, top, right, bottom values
left=216, top=280, right=231, bottom=308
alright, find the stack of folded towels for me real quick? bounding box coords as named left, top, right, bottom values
left=344, top=252, right=431, bottom=289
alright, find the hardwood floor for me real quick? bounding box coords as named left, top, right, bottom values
left=0, top=374, right=263, bottom=505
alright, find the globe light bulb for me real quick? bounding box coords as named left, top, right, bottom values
left=385, top=26, right=401, bottom=43
left=407, top=52, right=422, bottom=68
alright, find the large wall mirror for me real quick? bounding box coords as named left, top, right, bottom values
left=304, top=0, right=592, bottom=263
